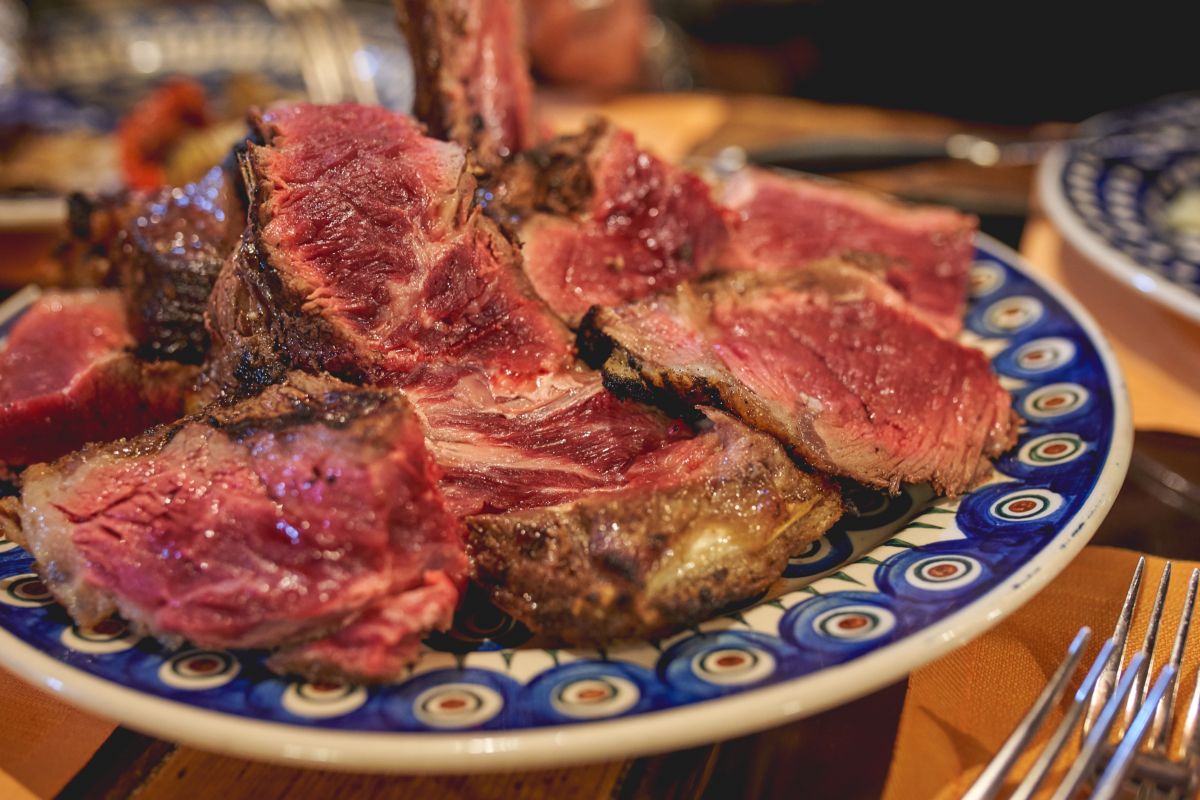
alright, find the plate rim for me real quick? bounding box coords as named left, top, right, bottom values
left=1037, top=143, right=1200, bottom=324
left=0, top=233, right=1133, bottom=773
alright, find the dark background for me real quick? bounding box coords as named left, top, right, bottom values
left=663, top=0, right=1194, bottom=125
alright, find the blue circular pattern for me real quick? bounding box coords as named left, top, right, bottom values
left=1057, top=94, right=1200, bottom=303
left=0, top=236, right=1119, bottom=734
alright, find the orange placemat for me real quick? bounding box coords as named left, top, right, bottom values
left=1021, top=214, right=1200, bottom=438
left=884, top=548, right=1199, bottom=799
left=0, top=667, right=115, bottom=798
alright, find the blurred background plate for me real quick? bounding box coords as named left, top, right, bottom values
left=0, top=0, right=412, bottom=229
left=1039, top=93, right=1200, bottom=323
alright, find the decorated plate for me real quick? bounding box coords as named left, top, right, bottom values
left=0, top=233, right=1131, bottom=773
left=1039, top=93, right=1200, bottom=323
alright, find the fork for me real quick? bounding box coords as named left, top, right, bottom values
left=963, top=557, right=1200, bottom=800
left=264, top=0, right=379, bottom=105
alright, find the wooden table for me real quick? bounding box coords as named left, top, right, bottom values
left=5, top=93, right=1199, bottom=800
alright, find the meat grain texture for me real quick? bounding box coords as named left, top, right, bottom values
left=9, top=373, right=466, bottom=682
left=582, top=261, right=1018, bottom=495
left=0, top=290, right=194, bottom=467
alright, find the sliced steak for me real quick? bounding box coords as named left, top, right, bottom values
left=492, top=121, right=728, bottom=326
left=0, top=290, right=194, bottom=467
left=60, top=166, right=242, bottom=363
left=205, top=102, right=572, bottom=398
left=202, top=102, right=844, bottom=646
left=402, top=365, right=695, bottom=517
left=468, top=409, right=842, bottom=644
left=8, top=372, right=466, bottom=682
left=581, top=261, right=1018, bottom=495
left=396, top=0, right=535, bottom=171
left=720, top=168, right=976, bottom=336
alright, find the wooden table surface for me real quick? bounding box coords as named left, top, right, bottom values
left=4, top=92, right=1199, bottom=800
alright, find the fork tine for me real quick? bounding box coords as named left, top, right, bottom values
left=1092, top=665, right=1179, bottom=800
left=962, top=627, right=1092, bottom=800
left=1010, top=637, right=1118, bottom=800
left=1181, top=660, right=1200, bottom=761
left=1086, top=556, right=1145, bottom=735
left=1122, top=563, right=1173, bottom=733
left=1051, top=651, right=1147, bottom=800
left=1151, top=568, right=1199, bottom=752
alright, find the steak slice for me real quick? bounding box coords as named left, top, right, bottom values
left=60, top=166, right=242, bottom=363
left=402, top=365, right=695, bottom=517
left=8, top=372, right=466, bottom=682
left=492, top=121, right=729, bottom=326
left=468, top=409, right=842, bottom=644
left=581, top=261, right=1019, bottom=495
left=719, top=168, right=976, bottom=336
left=205, top=102, right=572, bottom=398
left=395, top=0, right=535, bottom=171
left=0, top=290, right=194, bottom=467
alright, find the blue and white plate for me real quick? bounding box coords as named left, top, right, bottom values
left=0, top=234, right=1131, bottom=772
left=1039, top=93, right=1200, bottom=323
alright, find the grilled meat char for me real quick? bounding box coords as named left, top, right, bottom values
left=0, top=290, right=194, bottom=467
left=396, top=0, right=535, bottom=172
left=720, top=168, right=976, bottom=337
left=469, top=409, right=841, bottom=645
left=8, top=373, right=466, bottom=682
left=582, top=261, right=1019, bottom=495
left=204, top=101, right=842, bottom=643
left=61, top=166, right=242, bottom=364
left=204, top=102, right=573, bottom=399
left=490, top=121, right=729, bottom=327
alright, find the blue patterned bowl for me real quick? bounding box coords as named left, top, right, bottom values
left=1039, top=93, right=1200, bottom=323
left=0, top=234, right=1131, bottom=771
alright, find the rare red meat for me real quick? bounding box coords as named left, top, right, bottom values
left=396, top=0, right=536, bottom=171
left=205, top=102, right=572, bottom=397
left=719, top=168, right=976, bottom=336
left=0, top=290, right=193, bottom=466
left=582, top=261, right=1018, bottom=495
left=201, top=102, right=844, bottom=645
left=9, top=373, right=465, bottom=682
left=495, top=122, right=729, bottom=325
left=402, top=365, right=694, bottom=516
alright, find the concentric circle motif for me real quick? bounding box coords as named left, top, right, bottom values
left=549, top=675, right=640, bottom=720
left=282, top=681, right=368, bottom=719
left=1018, top=433, right=1087, bottom=466
left=60, top=618, right=137, bottom=654
left=968, top=261, right=1006, bottom=297
left=412, top=683, right=504, bottom=729
left=0, top=574, right=54, bottom=608
left=984, top=296, right=1043, bottom=333
left=690, top=646, right=777, bottom=686
left=811, top=605, right=897, bottom=642
left=157, top=650, right=240, bottom=690
left=904, top=556, right=983, bottom=591
left=1023, top=383, right=1090, bottom=420
left=989, top=489, right=1064, bottom=522
left=1013, top=338, right=1077, bottom=373
left=789, top=536, right=834, bottom=566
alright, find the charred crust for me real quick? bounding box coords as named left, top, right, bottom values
left=575, top=306, right=614, bottom=367
left=212, top=387, right=396, bottom=440
left=466, top=437, right=844, bottom=646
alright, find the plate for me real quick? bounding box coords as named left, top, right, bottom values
left=2, top=0, right=413, bottom=229
left=0, top=234, right=1131, bottom=773
left=1039, top=93, right=1200, bottom=323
